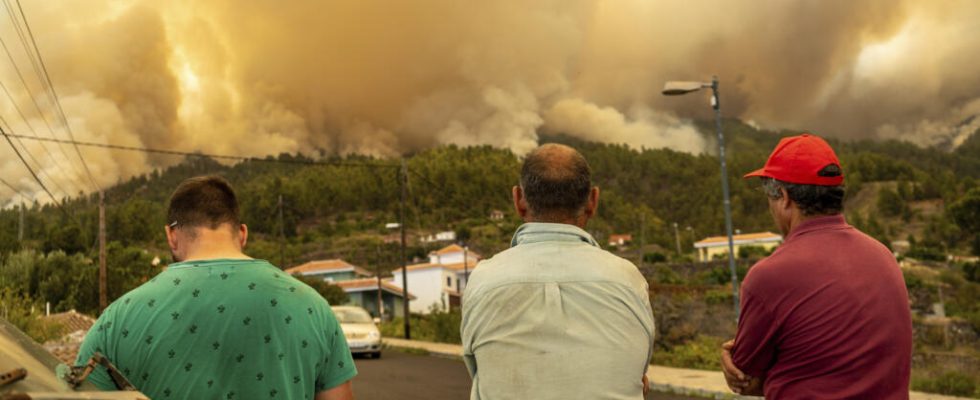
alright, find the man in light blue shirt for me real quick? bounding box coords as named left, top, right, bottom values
left=461, top=144, right=655, bottom=400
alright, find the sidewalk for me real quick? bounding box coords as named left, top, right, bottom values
left=382, top=337, right=971, bottom=400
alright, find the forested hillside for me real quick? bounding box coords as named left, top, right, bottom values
left=1, top=120, right=978, bottom=316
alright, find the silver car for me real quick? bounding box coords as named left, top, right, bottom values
left=332, top=306, right=382, bottom=358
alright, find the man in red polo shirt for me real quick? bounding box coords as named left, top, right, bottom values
left=720, top=134, right=913, bottom=399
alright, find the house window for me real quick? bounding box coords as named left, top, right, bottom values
left=447, top=276, right=452, bottom=287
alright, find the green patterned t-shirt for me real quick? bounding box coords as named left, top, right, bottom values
left=76, top=258, right=357, bottom=399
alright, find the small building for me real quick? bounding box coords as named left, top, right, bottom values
left=42, top=310, right=96, bottom=364
left=694, top=232, right=783, bottom=262
left=391, top=244, right=481, bottom=314
left=335, top=278, right=416, bottom=320
left=608, top=234, right=633, bottom=247
left=285, top=259, right=373, bottom=282
left=489, top=209, right=505, bottom=221
left=285, top=259, right=413, bottom=320
left=421, top=231, right=457, bottom=244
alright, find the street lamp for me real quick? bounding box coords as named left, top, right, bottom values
left=663, top=76, right=741, bottom=321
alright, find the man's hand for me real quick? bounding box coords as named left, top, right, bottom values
left=642, top=374, right=650, bottom=396
left=720, top=339, right=753, bottom=394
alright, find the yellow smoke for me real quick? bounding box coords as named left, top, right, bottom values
left=1, top=0, right=978, bottom=201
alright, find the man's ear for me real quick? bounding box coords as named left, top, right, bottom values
left=512, top=186, right=529, bottom=219
left=166, top=225, right=179, bottom=252
left=238, top=224, right=249, bottom=249
left=778, top=187, right=793, bottom=211
left=583, top=186, right=600, bottom=218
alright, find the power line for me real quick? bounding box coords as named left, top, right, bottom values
left=0, top=175, right=30, bottom=200
left=0, top=124, right=58, bottom=205
left=0, top=113, right=71, bottom=197
left=2, top=131, right=400, bottom=169
left=13, top=0, right=100, bottom=192
left=0, top=6, right=87, bottom=192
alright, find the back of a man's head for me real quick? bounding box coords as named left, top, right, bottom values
left=167, top=176, right=241, bottom=235
left=520, top=144, right=592, bottom=222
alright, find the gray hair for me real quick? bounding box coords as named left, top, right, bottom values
left=760, top=177, right=845, bottom=216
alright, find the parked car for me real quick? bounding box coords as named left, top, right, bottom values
left=332, top=306, right=382, bottom=358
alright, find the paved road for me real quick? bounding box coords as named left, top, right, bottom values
left=352, top=349, right=702, bottom=400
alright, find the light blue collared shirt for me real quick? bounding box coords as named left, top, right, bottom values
left=462, top=223, right=655, bottom=400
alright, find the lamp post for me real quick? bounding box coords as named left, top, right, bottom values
left=663, top=76, right=741, bottom=321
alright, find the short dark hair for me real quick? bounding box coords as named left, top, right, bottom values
left=761, top=177, right=845, bottom=216
left=167, top=176, right=241, bottom=233
left=520, top=145, right=592, bottom=219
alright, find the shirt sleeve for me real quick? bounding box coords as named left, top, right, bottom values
left=731, top=284, right=779, bottom=377
left=75, top=311, right=118, bottom=391
left=460, top=285, right=478, bottom=378
left=315, top=309, right=357, bottom=392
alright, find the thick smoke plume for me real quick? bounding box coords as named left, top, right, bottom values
left=1, top=0, right=978, bottom=202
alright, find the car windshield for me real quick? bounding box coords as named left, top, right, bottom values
left=334, top=308, right=373, bottom=324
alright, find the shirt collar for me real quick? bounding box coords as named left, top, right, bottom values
left=786, top=214, right=848, bottom=241
left=510, top=222, right=600, bottom=248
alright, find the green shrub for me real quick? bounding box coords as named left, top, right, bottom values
left=653, top=265, right=685, bottom=285
left=912, top=371, right=977, bottom=397
left=643, top=252, right=667, bottom=263
left=0, top=288, right=63, bottom=343
left=962, top=261, right=980, bottom=284
left=380, top=310, right=462, bottom=344
left=650, top=335, right=723, bottom=370
left=704, top=289, right=733, bottom=306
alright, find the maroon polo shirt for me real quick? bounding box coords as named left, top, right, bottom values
left=732, top=215, right=912, bottom=399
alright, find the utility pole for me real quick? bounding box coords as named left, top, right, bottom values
left=462, top=245, right=469, bottom=292
left=376, top=243, right=384, bottom=320
left=98, top=191, right=107, bottom=312
left=399, top=158, right=411, bottom=339
left=278, top=194, right=285, bottom=268
left=673, top=222, right=682, bottom=255
left=637, top=214, right=645, bottom=267
left=18, top=202, right=24, bottom=243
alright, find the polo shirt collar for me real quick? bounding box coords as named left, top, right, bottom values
left=786, top=214, right=848, bottom=241
left=511, top=222, right=600, bottom=248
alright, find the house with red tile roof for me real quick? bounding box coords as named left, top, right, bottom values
left=390, top=244, right=480, bottom=313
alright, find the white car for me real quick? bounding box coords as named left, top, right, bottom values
left=332, top=306, right=382, bottom=358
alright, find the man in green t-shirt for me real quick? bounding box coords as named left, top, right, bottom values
left=77, top=176, right=357, bottom=399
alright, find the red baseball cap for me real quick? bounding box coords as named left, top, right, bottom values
left=743, top=133, right=844, bottom=186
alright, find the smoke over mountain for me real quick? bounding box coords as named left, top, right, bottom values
left=1, top=0, right=978, bottom=201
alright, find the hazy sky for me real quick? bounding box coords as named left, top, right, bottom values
left=1, top=0, right=978, bottom=201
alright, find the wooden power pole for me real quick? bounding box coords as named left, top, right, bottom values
left=18, top=202, right=24, bottom=243
left=98, top=191, right=107, bottom=311
left=400, top=159, right=411, bottom=339
left=278, top=194, right=285, bottom=268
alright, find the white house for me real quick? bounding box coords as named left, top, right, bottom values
left=390, top=244, right=481, bottom=314
left=420, top=231, right=457, bottom=244
left=694, top=232, right=783, bottom=262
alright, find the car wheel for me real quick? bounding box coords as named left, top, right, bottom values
left=372, top=351, right=382, bottom=359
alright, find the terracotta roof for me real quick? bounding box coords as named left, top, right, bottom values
left=41, top=310, right=97, bottom=364
left=285, top=259, right=372, bottom=277
left=335, top=278, right=416, bottom=299
left=695, top=232, right=783, bottom=247
left=394, top=261, right=478, bottom=274
left=432, top=244, right=465, bottom=255
left=42, top=310, right=96, bottom=336
left=609, top=234, right=632, bottom=242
